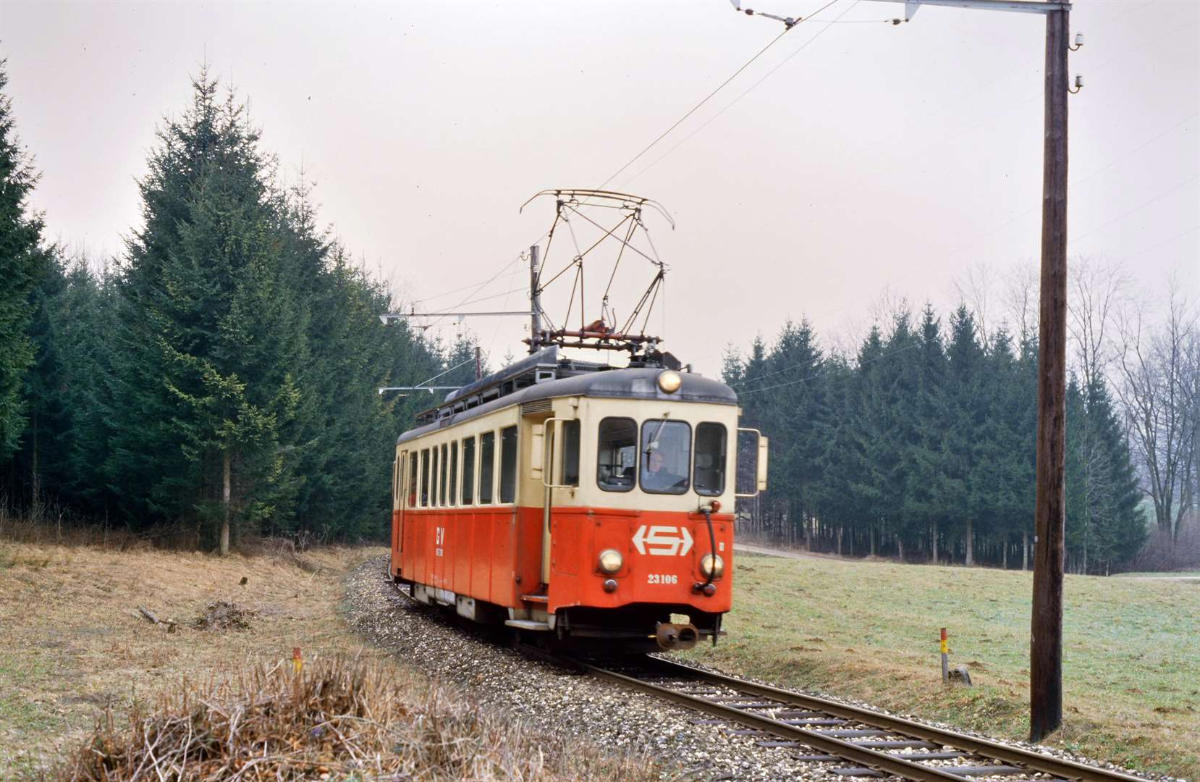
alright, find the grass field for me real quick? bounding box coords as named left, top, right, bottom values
left=684, top=550, right=1199, bottom=779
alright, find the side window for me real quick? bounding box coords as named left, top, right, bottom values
left=694, top=423, right=727, bottom=496
left=462, top=437, right=476, bottom=505
left=439, top=443, right=448, bottom=507
left=597, top=417, right=637, bottom=492
left=408, top=450, right=418, bottom=508
left=449, top=440, right=459, bottom=506
left=431, top=446, right=439, bottom=506
left=420, top=448, right=430, bottom=507
left=499, top=425, right=518, bottom=503
left=641, top=419, right=691, bottom=495
left=479, top=431, right=495, bottom=504
left=561, top=420, right=580, bottom=486
left=392, top=456, right=400, bottom=507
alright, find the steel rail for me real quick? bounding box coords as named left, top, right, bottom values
left=581, top=661, right=976, bottom=782
left=629, top=656, right=1152, bottom=782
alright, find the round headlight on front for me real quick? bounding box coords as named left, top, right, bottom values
left=598, top=548, right=624, bottom=575
left=657, top=370, right=682, bottom=393
left=700, top=553, right=725, bottom=578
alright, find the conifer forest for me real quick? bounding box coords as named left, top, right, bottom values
left=2, top=68, right=1197, bottom=571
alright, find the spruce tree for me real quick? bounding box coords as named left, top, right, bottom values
left=13, top=248, right=68, bottom=512
left=1065, top=377, right=1089, bottom=569
left=0, top=62, right=49, bottom=463
left=981, top=328, right=1026, bottom=567
left=909, top=305, right=950, bottom=562
left=945, top=305, right=987, bottom=564
left=110, top=75, right=303, bottom=550
left=844, top=326, right=887, bottom=555
left=1080, top=376, right=1145, bottom=571
left=761, top=320, right=825, bottom=541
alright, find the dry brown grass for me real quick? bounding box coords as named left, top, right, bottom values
left=0, top=540, right=377, bottom=776
left=63, top=656, right=638, bottom=782
left=0, top=506, right=204, bottom=550
left=0, top=539, right=655, bottom=781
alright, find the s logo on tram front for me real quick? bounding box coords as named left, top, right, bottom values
left=632, top=525, right=694, bottom=556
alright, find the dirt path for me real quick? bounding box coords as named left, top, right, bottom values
left=735, top=542, right=823, bottom=560
left=1118, top=574, right=1200, bottom=581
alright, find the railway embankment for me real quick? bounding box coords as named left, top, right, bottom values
left=688, top=548, right=1198, bottom=780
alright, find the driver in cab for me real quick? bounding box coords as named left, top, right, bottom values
left=641, top=443, right=687, bottom=493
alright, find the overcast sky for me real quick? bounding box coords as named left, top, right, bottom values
left=3, top=0, right=1197, bottom=375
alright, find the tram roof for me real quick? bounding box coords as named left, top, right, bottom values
left=396, top=363, right=737, bottom=445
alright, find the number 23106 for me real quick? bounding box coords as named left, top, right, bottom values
left=646, top=573, right=678, bottom=585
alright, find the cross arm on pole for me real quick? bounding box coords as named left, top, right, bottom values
left=862, top=0, right=1069, bottom=19
left=379, top=311, right=527, bottom=324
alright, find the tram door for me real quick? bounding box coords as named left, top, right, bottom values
left=532, top=417, right=581, bottom=586
left=393, top=450, right=411, bottom=578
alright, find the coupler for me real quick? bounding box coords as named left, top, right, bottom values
left=655, top=621, right=699, bottom=651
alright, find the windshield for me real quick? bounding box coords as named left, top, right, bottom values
left=640, top=420, right=691, bottom=495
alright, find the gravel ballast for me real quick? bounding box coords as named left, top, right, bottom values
left=344, top=557, right=1174, bottom=782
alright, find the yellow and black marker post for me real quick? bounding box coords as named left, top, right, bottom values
left=940, top=628, right=949, bottom=682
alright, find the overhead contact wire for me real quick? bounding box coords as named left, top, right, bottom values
left=596, top=0, right=847, bottom=192
left=624, top=0, right=860, bottom=187
left=596, top=24, right=794, bottom=190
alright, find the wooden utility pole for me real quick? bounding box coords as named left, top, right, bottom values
left=864, top=0, right=1074, bottom=741
left=1030, top=5, right=1069, bottom=742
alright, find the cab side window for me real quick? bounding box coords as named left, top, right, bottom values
left=597, top=417, right=637, bottom=492
left=561, top=419, right=581, bottom=486
left=694, top=422, right=727, bottom=496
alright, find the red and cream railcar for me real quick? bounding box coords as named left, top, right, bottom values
left=389, top=348, right=767, bottom=651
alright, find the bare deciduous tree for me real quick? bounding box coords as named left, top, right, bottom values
left=1069, top=257, right=1127, bottom=390
left=954, top=261, right=993, bottom=340
left=1002, top=262, right=1039, bottom=346
left=1116, top=286, right=1198, bottom=538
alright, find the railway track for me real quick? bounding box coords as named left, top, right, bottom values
left=576, top=655, right=1151, bottom=782
left=389, top=576, right=1152, bottom=781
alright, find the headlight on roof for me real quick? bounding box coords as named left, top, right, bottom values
left=598, top=548, right=623, bottom=575
left=658, top=370, right=682, bottom=393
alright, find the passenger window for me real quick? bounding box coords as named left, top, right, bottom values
left=499, top=425, right=518, bottom=503
left=694, top=423, right=727, bottom=496
left=479, top=431, right=495, bottom=504
left=439, top=443, right=448, bottom=506
left=462, top=437, right=476, bottom=505
left=392, top=457, right=400, bottom=507
left=561, top=420, right=580, bottom=486
left=597, top=417, right=637, bottom=492
left=420, top=448, right=430, bottom=507
left=449, top=441, right=458, bottom=506
left=408, top=451, right=418, bottom=508
left=640, top=419, right=691, bottom=495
